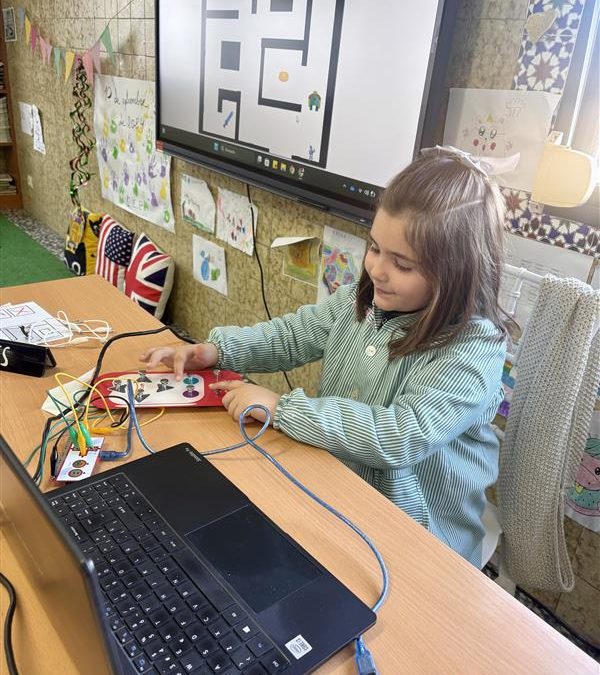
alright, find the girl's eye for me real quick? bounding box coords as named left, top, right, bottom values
left=369, top=243, right=379, bottom=253
left=394, top=260, right=412, bottom=272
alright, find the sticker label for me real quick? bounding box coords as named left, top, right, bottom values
left=56, top=438, right=103, bottom=482
left=285, top=635, right=313, bottom=660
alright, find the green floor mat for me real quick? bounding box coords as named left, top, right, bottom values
left=0, top=214, right=74, bottom=287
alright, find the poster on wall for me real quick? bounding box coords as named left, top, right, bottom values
left=444, top=88, right=560, bottom=192
left=215, top=187, right=256, bottom=256
left=181, top=174, right=215, bottom=233
left=2, top=8, right=17, bottom=42
left=271, top=236, right=321, bottom=286
left=565, top=405, right=600, bottom=533
left=317, top=225, right=367, bottom=303
left=192, top=233, right=228, bottom=296
left=93, top=75, right=175, bottom=232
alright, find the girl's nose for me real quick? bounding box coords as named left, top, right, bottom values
left=369, top=259, right=388, bottom=282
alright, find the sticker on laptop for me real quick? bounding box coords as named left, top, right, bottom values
left=285, top=635, right=313, bottom=659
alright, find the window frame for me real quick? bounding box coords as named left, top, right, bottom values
left=548, top=0, right=599, bottom=228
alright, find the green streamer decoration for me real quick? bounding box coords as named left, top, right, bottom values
left=69, top=59, right=96, bottom=207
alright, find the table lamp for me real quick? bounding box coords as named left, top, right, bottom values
left=531, top=138, right=598, bottom=207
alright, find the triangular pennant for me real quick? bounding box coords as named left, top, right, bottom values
left=39, top=36, right=47, bottom=64
left=53, top=46, right=61, bottom=75
left=44, top=39, right=53, bottom=64
left=91, top=41, right=101, bottom=73
left=17, top=8, right=26, bottom=32
left=100, top=26, right=115, bottom=62
left=64, top=50, right=75, bottom=82
left=82, top=49, right=94, bottom=85
left=25, top=16, right=30, bottom=43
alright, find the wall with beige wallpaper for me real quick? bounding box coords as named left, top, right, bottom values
left=2, top=0, right=598, bottom=649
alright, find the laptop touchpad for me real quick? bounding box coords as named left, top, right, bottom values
left=186, top=504, right=322, bottom=613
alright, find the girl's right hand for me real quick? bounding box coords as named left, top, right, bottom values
left=139, top=343, right=219, bottom=381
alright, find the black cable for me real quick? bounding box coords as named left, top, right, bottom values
left=164, top=323, right=197, bottom=344
left=88, top=395, right=131, bottom=428
left=0, top=572, right=19, bottom=675
left=246, top=183, right=293, bottom=392
left=34, top=326, right=171, bottom=482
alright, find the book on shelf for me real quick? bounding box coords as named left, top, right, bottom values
left=0, top=172, right=16, bottom=194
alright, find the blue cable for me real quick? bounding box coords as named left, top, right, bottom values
left=234, top=405, right=389, bottom=614
left=234, top=405, right=386, bottom=675
left=127, top=380, right=151, bottom=452
left=99, top=382, right=135, bottom=460
left=127, top=400, right=387, bottom=674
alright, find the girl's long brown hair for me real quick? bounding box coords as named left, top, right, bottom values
left=356, top=152, right=508, bottom=358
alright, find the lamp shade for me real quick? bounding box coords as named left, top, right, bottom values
left=531, top=142, right=597, bottom=207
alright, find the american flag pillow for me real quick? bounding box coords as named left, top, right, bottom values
left=95, top=215, right=134, bottom=291
left=124, top=233, right=174, bottom=319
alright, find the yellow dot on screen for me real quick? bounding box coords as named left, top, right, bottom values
left=279, top=71, right=289, bottom=82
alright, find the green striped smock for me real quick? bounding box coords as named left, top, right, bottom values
left=208, top=283, right=506, bottom=567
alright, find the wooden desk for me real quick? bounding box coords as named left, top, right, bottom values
left=0, top=276, right=596, bottom=675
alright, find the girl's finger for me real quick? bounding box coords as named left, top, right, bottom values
left=209, top=380, right=243, bottom=391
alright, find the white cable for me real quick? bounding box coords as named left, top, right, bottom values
left=29, top=309, right=112, bottom=347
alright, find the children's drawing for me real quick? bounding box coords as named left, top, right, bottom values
left=282, top=238, right=320, bottom=285
left=566, top=401, right=600, bottom=532
left=317, top=226, right=367, bottom=303
left=215, top=188, right=256, bottom=256
left=444, top=88, right=560, bottom=192
left=181, top=174, right=215, bottom=233
left=94, top=75, right=174, bottom=231
left=192, top=233, right=228, bottom=296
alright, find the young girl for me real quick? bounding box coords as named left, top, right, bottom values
left=140, top=146, right=508, bottom=568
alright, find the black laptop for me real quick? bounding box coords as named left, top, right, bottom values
left=0, top=436, right=375, bottom=675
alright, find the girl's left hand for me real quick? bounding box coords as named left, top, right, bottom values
left=209, top=380, right=281, bottom=424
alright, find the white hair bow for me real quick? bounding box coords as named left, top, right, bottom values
left=421, top=145, right=520, bottom=177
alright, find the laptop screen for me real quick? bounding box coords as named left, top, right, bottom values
left=0, top=435, right=122, bottom=675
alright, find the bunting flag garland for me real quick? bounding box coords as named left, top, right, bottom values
left=53, top=46, right=62, bottom=75
left=17, top=7, right=25, bottom=31
left=64, top=50, right=75, bottom=82
left=100, top=27, right=115, bottom=62
left=16, top=5, right=115, bottom=86
left=69, top=60, right=96, bottom=207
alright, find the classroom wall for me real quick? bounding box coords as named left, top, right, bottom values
left=3, top=0, right=599, bottom=648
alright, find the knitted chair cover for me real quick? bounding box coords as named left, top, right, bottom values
left=498, top=276, right=600, bottom=591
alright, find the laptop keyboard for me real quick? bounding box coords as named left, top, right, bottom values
left=48, top=473, right=290, bottom=675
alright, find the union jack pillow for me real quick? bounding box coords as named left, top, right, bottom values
left=124, top=233, right=174, bottom=319
left=95, top=215, right=134, bottom=291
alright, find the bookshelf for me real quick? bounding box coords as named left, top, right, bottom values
left=0, top=10, right=22, bottom=209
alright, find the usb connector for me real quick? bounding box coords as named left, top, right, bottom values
left=355, top=637, right=378, bottom=675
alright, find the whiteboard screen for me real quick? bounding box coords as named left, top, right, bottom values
left=157, top=0, right=446, bottom=223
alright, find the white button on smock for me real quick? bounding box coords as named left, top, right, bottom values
left=365, top=345, right=376, bottom=356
